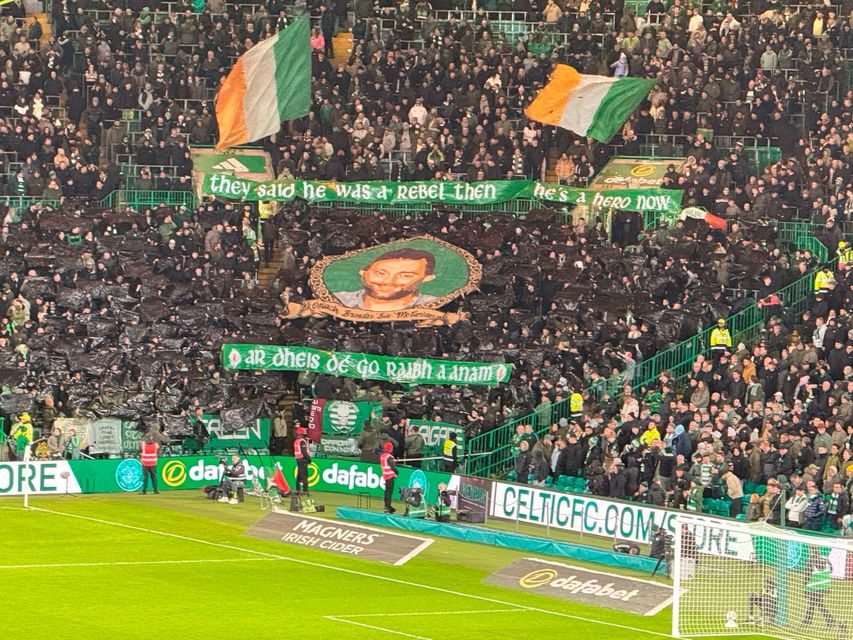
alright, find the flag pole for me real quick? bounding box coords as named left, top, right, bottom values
left=22, top=442, right=32, bottom=509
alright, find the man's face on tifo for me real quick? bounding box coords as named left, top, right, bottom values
left=360, top=257, right=435, bottom=301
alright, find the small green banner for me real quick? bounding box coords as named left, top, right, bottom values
left=198, top=415, right=270, bottom=449
left=408, top=420, right=465, bottom=447
left=223, top=344, right=513, bottom=386
left=201, top=175, right=683, bottom=214
left=121, top=416, right=270, bottom=454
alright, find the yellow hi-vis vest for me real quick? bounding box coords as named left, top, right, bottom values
left=814, top=270, right=832, bottom=292
left=442, top=439, right=457, bottom=462
left=710, top=327, right=732, bottom=348
left=570, top=393, right=583, bottom=414
left=838, top=247, right=853, bottom=266
left=258, top=201, right=275, bottom=220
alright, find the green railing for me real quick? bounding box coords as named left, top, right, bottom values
left=467, top=245, right=835, bottom=479
left=0, top=197, right=60, bottom=222
left=775, top=221, right=828, bottom=262
left=97, top=190, right=198, bottom=211
left=117, top=189, right=198, bottom=210
left=642, top=208, right=682, bottom=229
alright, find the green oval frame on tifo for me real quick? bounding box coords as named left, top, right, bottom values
left=310, top=235, right=482, bottom=310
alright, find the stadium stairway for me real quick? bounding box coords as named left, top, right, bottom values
left=277, top=388, right=301, bottom=451
left=331, top=31, right=352, bottom=68
left=23, top=12, right=52, bottom=45
left=544, top=148, right=560, bottom=183
left=257, top=246, right=285, bottom=290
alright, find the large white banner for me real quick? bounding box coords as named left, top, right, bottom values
left=488, top=482, right=754, bottom=560
left=0, top=461, right=82, bottom=496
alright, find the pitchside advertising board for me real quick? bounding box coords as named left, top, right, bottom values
left=486, top=558, right=673, bottom=616
left=248, top=510, right=432, bottom=565
left=488, top=482, right=853, bottom=577
left=0, top=457, right=451, bottom=504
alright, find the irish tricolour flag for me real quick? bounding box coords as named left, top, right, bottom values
left=525, top=65, right=657, bottom=143
left=215, top=15, right=311, bottom=150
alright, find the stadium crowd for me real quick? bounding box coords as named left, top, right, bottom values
left=0, top=0, right=851, bottom=532
left=0, top=0, right=846, bottom=226
left=508, top=259, right=853, bottom=532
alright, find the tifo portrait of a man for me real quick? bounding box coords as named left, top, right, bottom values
left=333, top=248, right=439, bottom=311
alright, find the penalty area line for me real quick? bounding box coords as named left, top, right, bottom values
left=325, top=616, right=436, bottom=640
left=30, top=507, right=676, bottom=639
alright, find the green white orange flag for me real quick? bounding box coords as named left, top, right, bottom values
left=525, top=65, right=656, bottom=143
left=215, top=15, right=311, bottom=151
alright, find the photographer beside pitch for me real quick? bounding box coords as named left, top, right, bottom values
left=218, top=455, right=247, bottom=505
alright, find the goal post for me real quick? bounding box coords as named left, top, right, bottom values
left=672, top=513, right=853, bottom=640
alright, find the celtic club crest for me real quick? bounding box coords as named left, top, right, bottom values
left=325, top=401, right=360, bottom=434
left=115, top=459, right=144, bottom=492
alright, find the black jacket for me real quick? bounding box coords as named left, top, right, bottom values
left=609, top=468, right=627, bottom=499
left=514, top=450, right=532, bottom=482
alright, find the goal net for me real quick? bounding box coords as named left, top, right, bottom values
left=672, top=514, right=853, bottom=640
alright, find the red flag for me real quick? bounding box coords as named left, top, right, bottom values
left=271, top=464, right=290, bottom=494
left=307, top=399, right=325, bottom=443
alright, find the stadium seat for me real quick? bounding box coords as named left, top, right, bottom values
left=754, top=484, right=767, bottom=496
left=507, top=471, right=517, bottom=482
left=744, top=481, right=756, bottom=494
left=557, top=474, right=572, bottom=487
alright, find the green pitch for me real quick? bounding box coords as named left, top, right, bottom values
left=1, top=492, right=769, bottom=640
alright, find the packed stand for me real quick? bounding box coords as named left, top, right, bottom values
left=508, top=260, right=853, bottom=535
left=0, top=0, right=842, bottom=225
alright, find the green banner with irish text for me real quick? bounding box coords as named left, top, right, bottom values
left=222, top=344, right=512, bottom=386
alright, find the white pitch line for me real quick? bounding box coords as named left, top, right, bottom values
left=0, top=558, right=274, bottom=570
left=325, top=616, right=436, bottom=640
left=30, top=507, right=676, bottom=639
left=337, top=609, right=523, bottom=618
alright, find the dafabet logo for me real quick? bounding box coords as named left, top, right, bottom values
left=161, top=460, right=187, bottom=487
left=292, top=462, right=321, bottom=488
left=519, top=568, right=558, bottom=588
left=630, top=164, right=656, bottom=177
left=486, top=559, right=672, bottom=616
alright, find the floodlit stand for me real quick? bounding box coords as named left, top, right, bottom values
left=672, top=513, right=853, bottom=640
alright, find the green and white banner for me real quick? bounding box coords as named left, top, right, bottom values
left=119, top=417, right=270, bottom=455
left=223, top=344, right=513, bottom=386
left=197, top=415, right=271, bottom=449
left=408, top=420, right=465, bottom=447
left=201, top=175, right=683, bottom=214
left=317, top=436, right=361, bottom=458
left=310, top=400, right=382, bottom=436
left=308, top=399, right=382, bottom=458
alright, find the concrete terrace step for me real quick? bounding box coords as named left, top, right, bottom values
left=332, top=32, right=352, bottom=68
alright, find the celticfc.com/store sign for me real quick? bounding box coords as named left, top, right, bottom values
left=0, top=461, right=82, bottom=495
left=489, top=482, right=753, bottom=560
